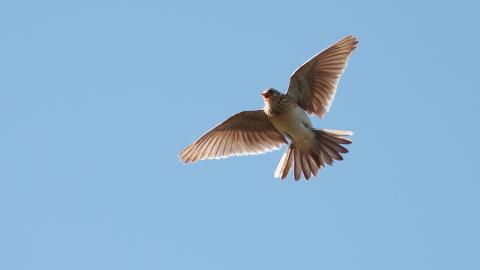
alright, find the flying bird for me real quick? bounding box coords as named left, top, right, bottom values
left=179, top=35, right=358, bottom=180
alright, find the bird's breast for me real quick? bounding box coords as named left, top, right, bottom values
left=270, top=105, right=315, bottom=151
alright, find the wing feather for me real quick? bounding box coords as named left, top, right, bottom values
left=287, top=35, right=358, bottom=118
left=179, top=110, right=287, bottom=163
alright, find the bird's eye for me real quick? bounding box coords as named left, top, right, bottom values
left=268, top=89, right=273, bottom=94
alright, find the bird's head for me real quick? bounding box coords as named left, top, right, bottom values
left=261, top=88, right=281, bottom=103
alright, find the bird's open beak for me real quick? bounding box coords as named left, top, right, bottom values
left=261, top=92, right=270, bottom=99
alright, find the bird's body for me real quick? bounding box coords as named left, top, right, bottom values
left=179, top=35, right=358, bottom=180
left=264, top=92, right=315, bottom=153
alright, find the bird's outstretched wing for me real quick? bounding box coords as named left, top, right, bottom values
left=179, top=110, right=287, bottom=163
left=286, top=35, right=358, bottom=118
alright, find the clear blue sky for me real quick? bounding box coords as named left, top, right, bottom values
left=1, top=1, right=479, bottom=269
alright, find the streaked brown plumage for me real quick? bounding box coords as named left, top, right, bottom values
left=179, top=35, right=358, bottom=180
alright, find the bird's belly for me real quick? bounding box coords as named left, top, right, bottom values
left=271, top=106, right=315, bottom=151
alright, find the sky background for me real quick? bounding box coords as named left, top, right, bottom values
left=1, top=0, right=479, bottom=269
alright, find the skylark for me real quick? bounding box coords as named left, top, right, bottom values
left=179, top=35, right=358, bottom=180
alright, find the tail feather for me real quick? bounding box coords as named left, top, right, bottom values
left=322, top=137, right=349, bottom=153
left=322, top=129, right=353, bottom=137
left=274, top=129, right=353, bottom=181
left=293, top=148, right=302, bottom=180
left=274, top=145, right=293, bottom=179
left=320, top=149, right=334, bottom=165
left=301, top=154, right=311, bottom=179
left=307, top=155, right=319, bottom=177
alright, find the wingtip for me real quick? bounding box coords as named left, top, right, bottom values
left=341, top=35, right=359, bottom=49
left=178, top=150, right=195, bottom=164
left=344, top=34, right=358, bottom=41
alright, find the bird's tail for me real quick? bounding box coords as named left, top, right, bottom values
left=274, top=129, right=353, bottom=180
